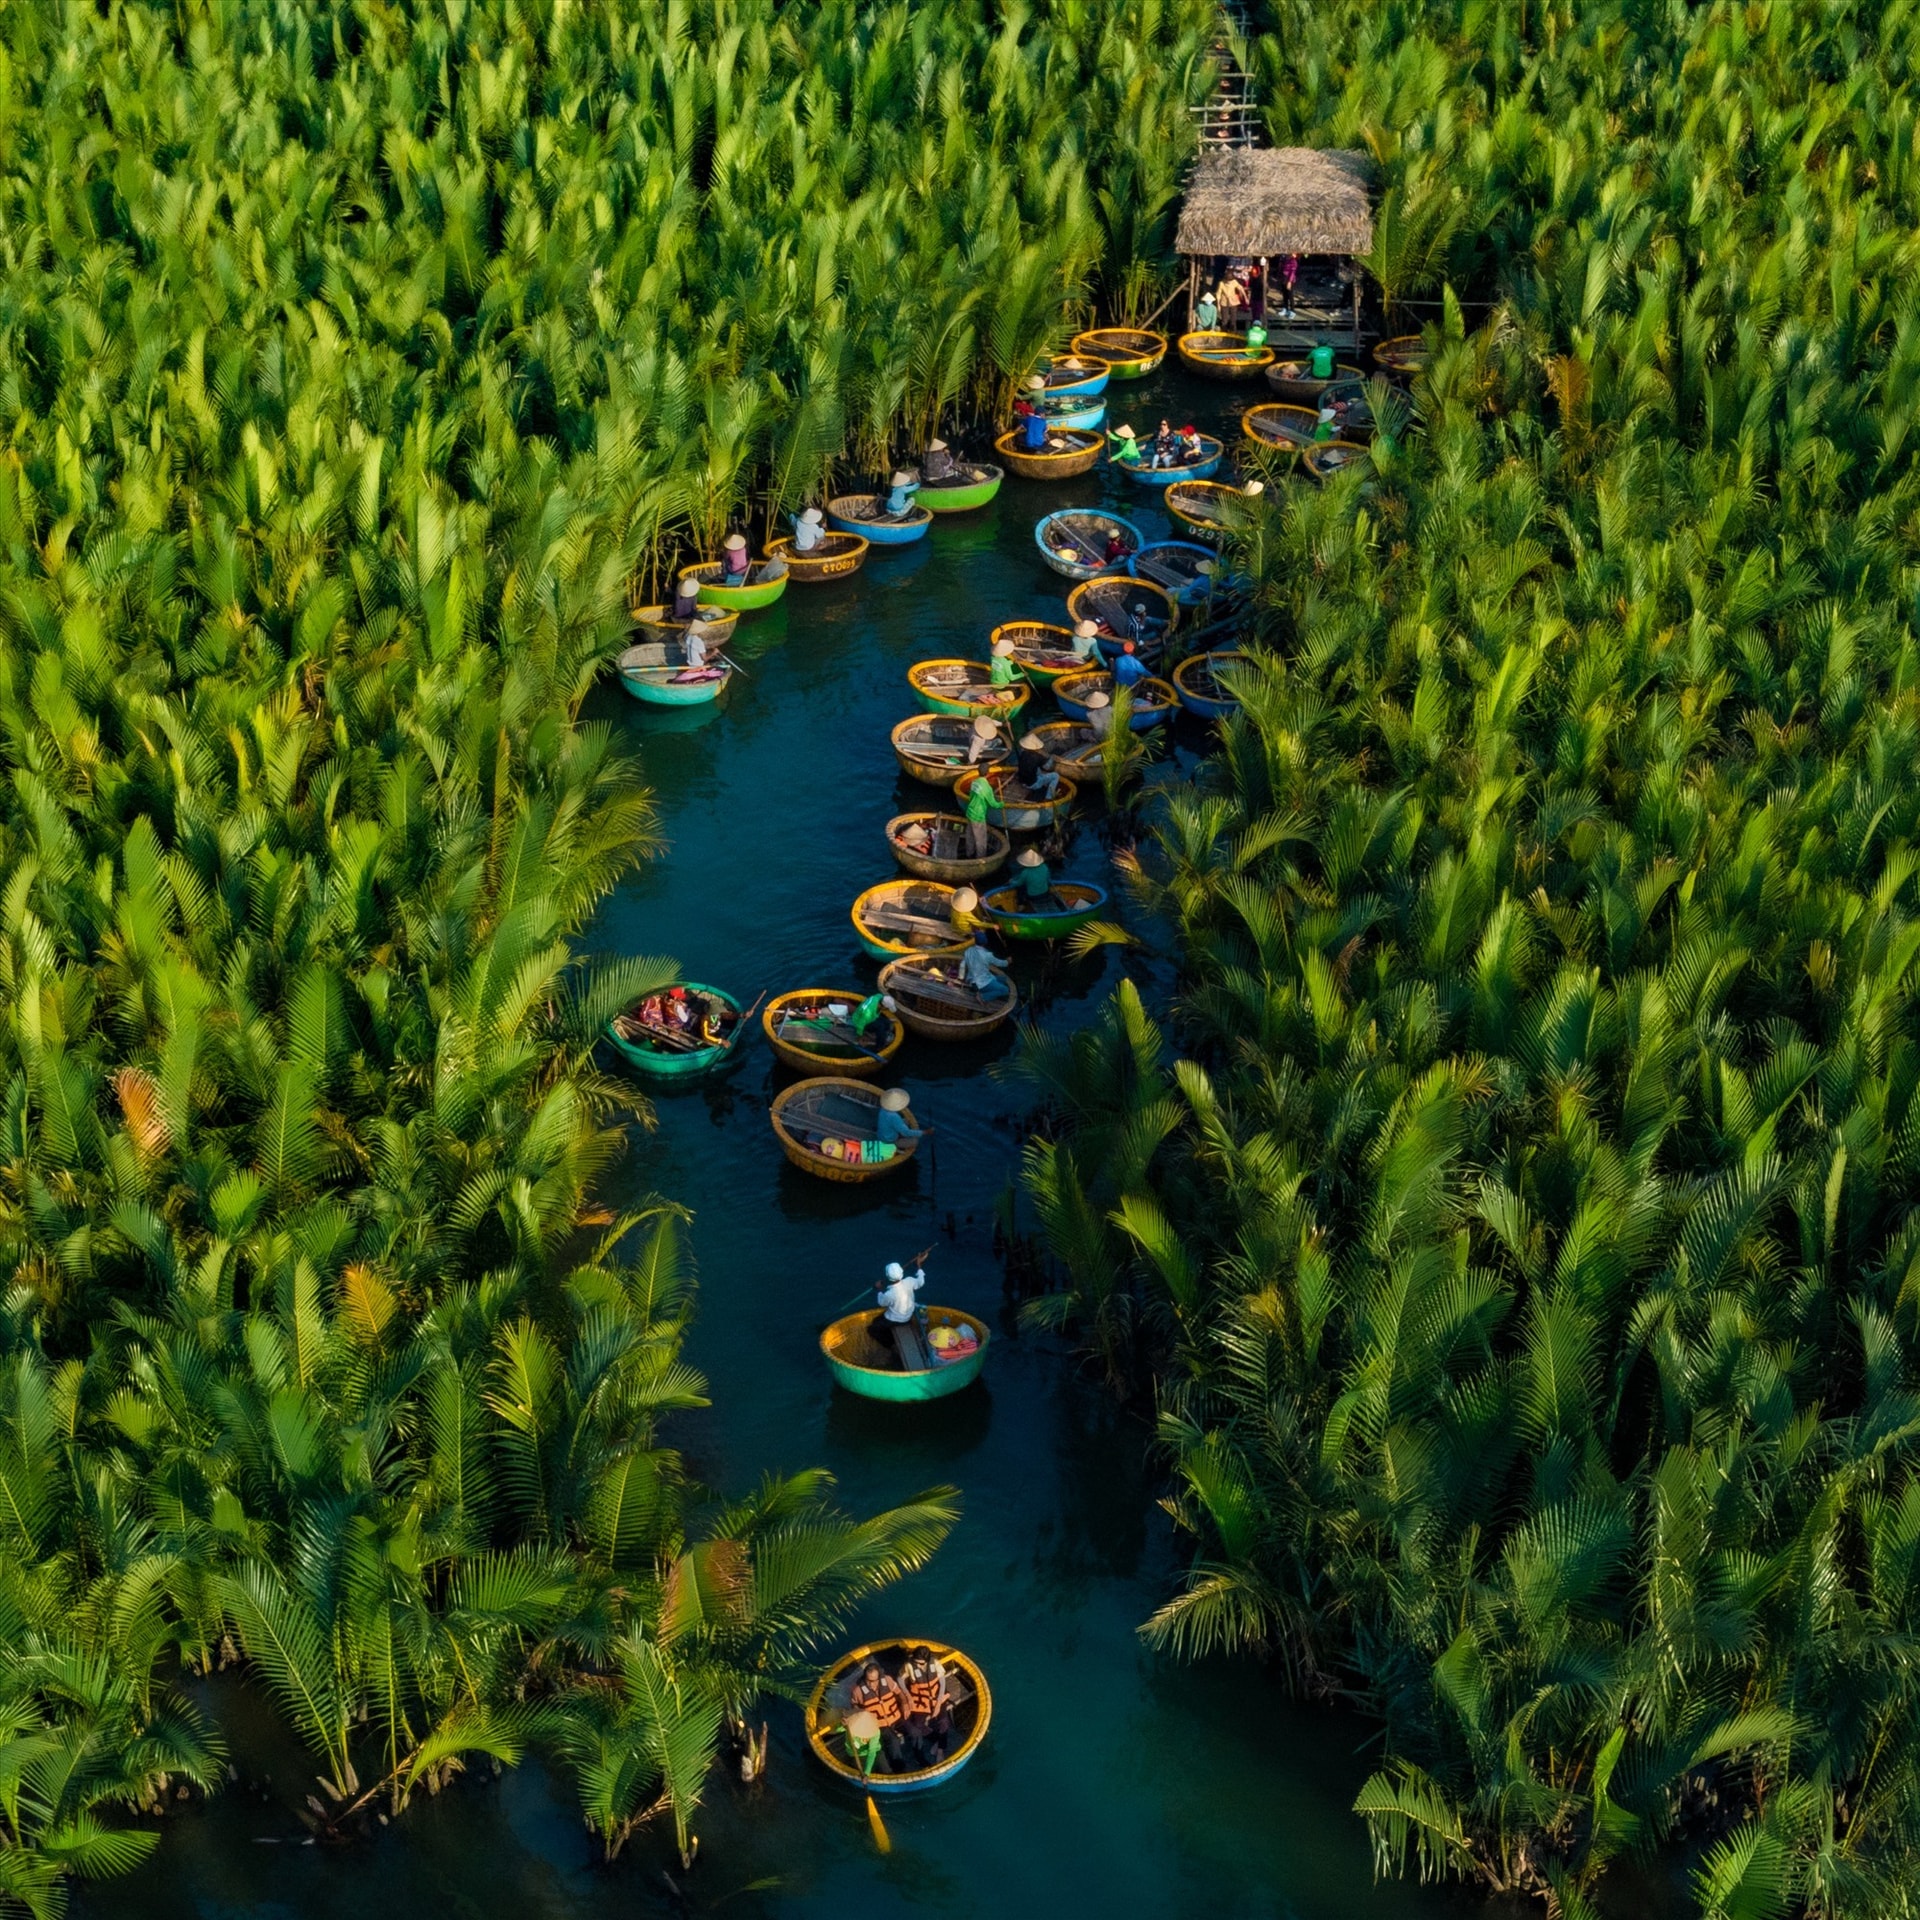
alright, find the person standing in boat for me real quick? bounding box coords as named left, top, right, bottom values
left=1016, top=376, right=1050, bottom=450
left=966, top=714, right=1002, bottom=765
left=923, top=439, right=959, bottom=483
left=876, top=1251, right=933, bottom=1371
left=792, top=505, right=826, bottom=552
left=1085, top=688, right=1114, bottom=740
left=1114, top=639, right=1151, bottom=690
left=848, top=1662, right=911, bottom=1774
left=961, top=770, right=996, bottom=861
left=721, top=533, right=752, bottom=585
left=958, top=929, right=1011, bottom=1000
left=885, top=470, right=919, bottom=517
left=902, top=1648, right=953, bottom=1765
left=989, top=637, right=1020, bottom=690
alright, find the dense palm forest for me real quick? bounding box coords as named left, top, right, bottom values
left=1023, top=0, right=1920, bottom=1914
left=0, top=0, right=1217, bottom=1911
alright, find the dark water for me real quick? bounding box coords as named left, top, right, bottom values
left=90, top=372, right=1456, bottom=1920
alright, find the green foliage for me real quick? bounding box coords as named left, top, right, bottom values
left=1019, top=0, right=1920, bottom=1911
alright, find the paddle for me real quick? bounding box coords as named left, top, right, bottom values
left=785, top=1012, right=891, bottom=1066
left=866, top=1796, right=892, bottom=1854
left=723, top=990, right=768, bottom=1054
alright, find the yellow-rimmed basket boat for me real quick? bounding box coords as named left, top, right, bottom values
left=765, top=531, right=869, bottom=581
left=1166, top=479, right=1251, bottom=546
left=877, top=956, right=1020, bottom=1042
left=1054, top=669, right=1178, bottom=730
left=851, top=879, right=972, bottom=960
left=763, top=989, right=905, bottom=1079
left=991, top=619, right=1084, bottom=687
left=1177, top=331, right=1276, bottom=380
left=678, top=558, right=789, bottom=611
left=890, top=715, right=1012, bottom=789
left=1265, top=357, right=1367, bottom=404
left=1069, top=326, right=1167, bottom=380
left=1241, top=403, right=1320, bottom=455
left=1304, top=439, right=1372, bottom=482
left=771, top=1078, right=922, bottom=1184
left=887, top=813, right=1011, bottom=883
left=907, top=659, right=1032, bottom=724
left=1172, top=649, right=1250, bottom=721
left=628, top=605, right=741, bottom=650
left=1065, top=575, right=1178, bottom=653
left=1030, top=718, right=1104, bottom=775
left=1373, top=335, right=1428, bottom=380
left=807, top=1641, right=991, bottom=1790
left=993, top=427, right=1104, bottom=480
left=820, top=1307, right=991, bottom=1397
left=977, top=763, right=1078, bottom=832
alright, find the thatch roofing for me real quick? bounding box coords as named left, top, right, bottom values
left=1174, top=147, right=1375, bottom=258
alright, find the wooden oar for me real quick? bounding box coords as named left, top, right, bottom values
left=1049, top=518, right=1107, bottom=566
left=784, top=1012, right=890, bottom=1066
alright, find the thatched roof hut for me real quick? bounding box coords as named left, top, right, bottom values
left=1174, top=147, right=1375, bottom=259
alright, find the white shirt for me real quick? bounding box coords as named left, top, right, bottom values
left=1088, top=705, right=1113, bottom=740
left=877, top=1268, right=925, bottom=1322
left=794, top=517, right=822, bottom=552
left=683, top=630, right=708, bottom=669
left=959, top=944, right=1004, bottom=990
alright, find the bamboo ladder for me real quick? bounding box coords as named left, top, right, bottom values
left=1190, top=0, right=1259, bottom=151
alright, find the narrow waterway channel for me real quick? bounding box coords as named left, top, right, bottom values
left=88, top=373, right=1458, bottom=1920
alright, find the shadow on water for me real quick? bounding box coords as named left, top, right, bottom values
left=86, top=370, right=1472, bottom=1920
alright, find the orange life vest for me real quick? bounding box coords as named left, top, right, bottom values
left=853, top=1679, right=902, bottom=1727
left=906, top=1672, right=943, bottom=1716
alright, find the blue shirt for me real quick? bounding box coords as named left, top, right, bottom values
left=1113, top=652, right=1150, bottom=688
left=877, top=1108, right=921, bottom=1143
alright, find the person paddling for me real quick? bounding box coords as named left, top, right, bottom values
left=885, top=470, right=919, bottom=517
left=959, top=929, right=1011, bottom=1000
left=792, top=505, right=826, bottom=552
left=923, top=438, right=959, bottom=483
left=989, top=636, right=1019, bottom=690
left=962, top=771, right=997, bottom=860
left=1014, top=845, right=1061, bottom=912
left=847, top=1661, right=911, bottom=1774
left=876, top=1251, right=933, bottom=1370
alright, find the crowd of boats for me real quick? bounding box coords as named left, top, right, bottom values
left=601, top=320, right=1423, bottom=1802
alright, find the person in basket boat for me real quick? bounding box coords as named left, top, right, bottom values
left=1245, top=317, right=1268, bottom=351
left=923, top=438, right=960, bottom=483
left=902, top=1647, right=954, bottom=1765
left=874, top=1251, right=933, bottom=1371
left=682, top=623, right=710, bottom=672
left=721, top=532, right=752, bottom=585
left=1113, top=639, right=1152, bottom=691
left=1151, top=419, right=1177, bottom=468
left=959, top=928, right=1012, bottom=999
left=1085, top=688, right=1113, bottom=741
left=1013, top=846, right=1063, bottom=913
left=1071, top=617, right=1100, bottom=662
left=1109, top=422, right=1141, bottom=464
left=885, top=470, right=919, bottom=517
left=1016, top=732, right=1062, bottom=801
left=671, top=573, right=702, bottom=621
left=876, top=1086, right=927, bottom=1152
left=1314, top=403, right=1337, bottom=443
left=851, top=991, right=897, bottom=1036
left=962, top=771, right=997, bottom=861
left=1196, top=286, right=1217, bottom=330
left=847, top=1660, right=912, bottom=1775
left=964, top=713, right=1002, bottom=765
left=1103, top=525, right=1129, bottom=564
left=949, top=886, right=983, bottom=936
left=792, top=505, right=826, bottom=552
left=1016, top=375, right=1049, bottom=451
left=1178, top=424, right=1205, bottom=463
left=896, top=818, right=934, bottom=857
left=989, top=637, right=1019, bottom=689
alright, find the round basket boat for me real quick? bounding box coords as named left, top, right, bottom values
left=1172, top=649, right=1251, bottom=721
left=887, top=812, right=1011, bottom=883
left=1177, top=331, right=1275, bottom=380
left=1031, top=392, right=1107, bottom=432
left=763, top=989, right=905, bottom=1079
left=678, top=559, right=789, bottom=612
left=806, top=1641, right=991, bottom=1792
left=877, top=955, right=1019, bottom=1042
left=1030, top=356, right=1110, bottom=398
left=1030, top=718, right=1104, bottom=775
left=890, top=715, right=1012, bottom=789
left=606, top=984, right=746, bottom=1078
left=1304, top=439, right=1371, bottom=482
left=993, top=427, right=1104, bottom=480
left=827, top=495, right=933, bottom=545
left=1114, top=433, right=1225, bottom=487
left=1034, top=507, right=1141, bottom=581
left=1317, top=378, right=1378, bottom=443
left=907, top=659, right=1031, bottom=724
left=1128, top=541, right=1219, bottom=606
left=628, top=605, right=740, bottom=650
left=616, top=643, right=735, bottom=708
left=1065, top=575, right=1177, bottom=656
left=765, top=531, right=869, bottom=581
left=851, top=880, right=971, bottom=960
left=1373, top=335, right=1428, bottom=380
left=974, top=762, right=1078, bottom=832
left=918, top=464, right=1003, bottom=513
left=1241, top=403, right=1319, bottom=455
left=980, top=880, right=1110, bottom=941
left=1265, top=357, right=1366, bottom=404
left=1054, top=669, right=1177, bottom=730
left=1166, top=479, right=1251, bottom=546
left=771, top=1077, right=922, bottom=1183
left=1069, top=326, right=1167, bottom=380
left=991, top=619, right=1085, bottom=687
left=821, top=1306, right=992, bottom=1398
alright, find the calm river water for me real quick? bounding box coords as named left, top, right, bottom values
left=89, top=371, right=1459, bottom=1920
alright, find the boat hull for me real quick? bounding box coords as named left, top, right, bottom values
left=981, top=882, right=1109, bottom=941
left=1304, top=439, right=1371, bottom=481
left=770, top=1076, right=920, bottom=1183
left=851, top=881, right=970, bottom=961
left=763, top=990, right=904, bottom=1079
left=806, top=1642, right=992, bottom=1794
left=918, top=467, right=1004, bottom=513
left=887, top=813, right=1010, bottom=882
left=766, top=532, right=869, bottom=580
left=993, top=428, right=1103, bottom=479
left=877, top=957, right=1019, bottom=1041
left=1034, top=395, right=1107, bottom=432
left=1116, top=436, right=1225, bottom=487
left=1054, top=670, right=1177, bottom=730
left=1177, top=332, right=1276, bottom=380
left=628, top=605, right=740, bottom=649
left=1128, top=542, right=1219, bottom=606
left=1266, top=359, right=1367, bottom=403
left=908, top=660, right=1031, bottom=724
left=1066, top=576, right=1177, bottom=652
left=1373, top=335, right=1427, bottom=379
left=679, top=561, right=789, bottom=611
left=1070, top=328, right=1167, bottom=380
left=1165, top=480, right=1247, bottom=545
left=618, top=661, right=733, bottom=707
left=1034, top=508, right=1141, bottom=581
left=1173, top=649, right=1250, bottom=720
left=820, top=1308, right=991, bottom=1398
left=984, top=770, right=1077, bottom=832
left=1034, top=359, right=1110, bottom=397
left=606, top=984, right=744, bottom=1078
left=890, top=717, right=1011, bottom=789
left=1241, top=403, right=1318, bottom=454
left=992, top=619, right=1084, bottom=687
left=828, top=495, right=934, bottom=544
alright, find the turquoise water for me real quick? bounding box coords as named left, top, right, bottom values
left=88, top=374, right=1457, bottom=1920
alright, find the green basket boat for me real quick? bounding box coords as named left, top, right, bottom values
left=606, top=984, right=747, bottom=1078
left=820, top=1306, right=990, bottom=1400
left=980, top=880, right=1108, bottom=941
left=918, top=464, right=1004, bottom=513
left=678, top=558, right=790, bottom=612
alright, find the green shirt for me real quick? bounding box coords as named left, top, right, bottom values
left=990, top=655, right=1016, bottom=687
left=965, top=776, right=995, bottom=824
left=851, top=992, right=887, bottom=1033
left=1018, top=859, right=1051, bottom=899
